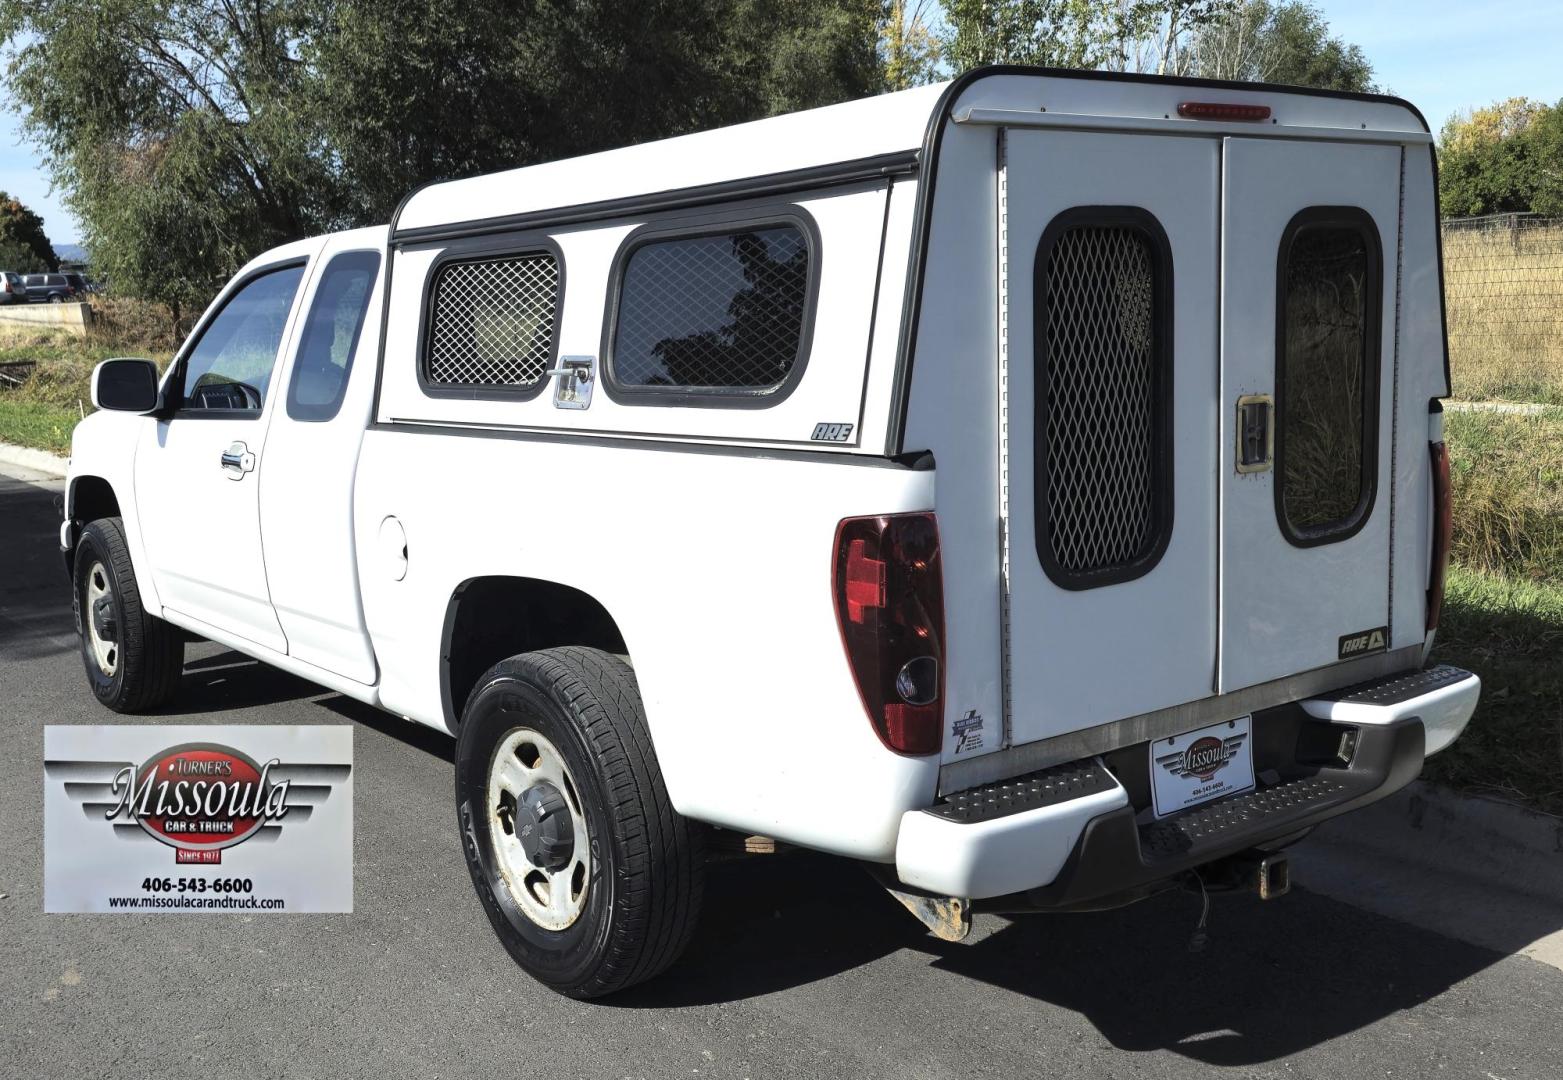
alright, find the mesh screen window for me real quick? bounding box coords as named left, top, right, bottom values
left=611, top=224, right=809, bottom=393
left=1035, top=214, right=1171, bottom=588
left=1277, top=215, right=1379, bottom=543
left=424, top=252, right=559, bottom=389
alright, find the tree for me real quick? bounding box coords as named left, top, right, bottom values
left=880, top=0, right=943, bottom=89
left=0, top=192, right=58, bottom=272
left=1438, top=98, right=1563, bottom=218
left=1188, top=0, right=1374, bottom=91
left=940, top=0, right=1235, bottom=76
left=1, top=0, right=884, bottom=323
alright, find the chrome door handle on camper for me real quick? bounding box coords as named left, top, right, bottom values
left=1235, top=394, right=1273, bottom=473
left=220, top=441, right=256, bottom=479
left=550, top=355, right=596, bottom=410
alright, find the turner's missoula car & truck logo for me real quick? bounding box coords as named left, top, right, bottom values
left=44, top=725, right=354, bottom=913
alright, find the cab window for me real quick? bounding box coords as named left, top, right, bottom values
left=180, top=264, right=306, bottom=413
left=286, top=251, right=381, bottom=422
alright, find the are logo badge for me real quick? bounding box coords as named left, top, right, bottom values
left=1338, top=625, right=1388, bottom=659
left=810, top=422, right=853, bottom=443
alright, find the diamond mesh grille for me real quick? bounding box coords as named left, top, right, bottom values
left=1039, top=224, right=1162, bottom=579
left=612, top=225, right=808, bottom=390
left=425, top=253, right=558, bottom=387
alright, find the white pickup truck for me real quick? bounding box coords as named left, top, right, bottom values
left=65, top=67, right=1479, bottom=998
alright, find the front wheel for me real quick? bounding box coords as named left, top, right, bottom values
left=73, top=517, right=183, bottom=712
left=455, top=647, right=704, bottom=998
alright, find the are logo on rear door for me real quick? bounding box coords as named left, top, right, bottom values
left=1338, top=626, right=1388, bottom=659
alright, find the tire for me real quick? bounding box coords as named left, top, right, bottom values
left=73, top=517, right=184, bottom=712
left=455, top=646, right=704, bottom=998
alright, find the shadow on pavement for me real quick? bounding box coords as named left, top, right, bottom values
left=623, top=849, right=1509, bottom=1067
left=0, top=473, right=76, bottom=662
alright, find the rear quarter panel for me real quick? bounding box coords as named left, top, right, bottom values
left=354, top=428, right=940, bottom=860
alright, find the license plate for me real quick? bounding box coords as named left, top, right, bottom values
left=1149, top=715, right=1256, bottom=819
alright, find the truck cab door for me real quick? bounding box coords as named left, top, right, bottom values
left=256, top=237, right=385, bottom=684
left=134, top=257, right=313, bottom=653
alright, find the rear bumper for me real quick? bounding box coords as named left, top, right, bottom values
left=894, top=664, right=1479, bottom=901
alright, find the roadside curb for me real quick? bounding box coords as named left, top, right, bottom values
left=1296, top=780, right=1563, bottom=970
left=0, top=441, right=68, bottom=479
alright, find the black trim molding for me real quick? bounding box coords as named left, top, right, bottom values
left=392, top=151, right=915, bottom=246
left=1032, top=205, right=1175, bottom=591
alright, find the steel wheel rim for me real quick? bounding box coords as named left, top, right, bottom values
left=486, top=727, right=591, bottom=931
left=84, top=560, right=117, bottom=677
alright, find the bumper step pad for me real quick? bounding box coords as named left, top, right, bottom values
left=927, top=759, right=1118, bottom=824
left=1315, top=663, right=1471, bottom=707
left=1140, top=774, right=1353, bottom=860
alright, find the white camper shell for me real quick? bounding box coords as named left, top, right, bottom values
left=65, top=68, right=1479, bottom=997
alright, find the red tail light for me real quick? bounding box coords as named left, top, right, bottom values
left=1427, top=441, right=1453, bottom=632
left=1177, top=101, right=1272, bottom=122
left=832, top=513, right=945, bottom=756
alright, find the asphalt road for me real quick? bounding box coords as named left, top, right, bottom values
left=2, top=466, right=1561, bottom=1080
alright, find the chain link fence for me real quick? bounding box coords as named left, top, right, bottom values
left=1442, top=213, right=1563, bottom=404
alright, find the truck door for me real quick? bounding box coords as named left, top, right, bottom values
left=134, top=257, right=313, bottom=653
left=1218, top=139, right=1401, bottom=692
left=1003, top=129, right=1221, bottom=745
left=257, top=238, right=385, bottom=684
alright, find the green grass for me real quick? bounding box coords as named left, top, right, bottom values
left=0, top=336, right=172, bottom=453
left=0, top=399, right=83, bottom=455
left=1425, top=567, right=1563, bottom=813
left=1445, top=407, right=1563, bottom=581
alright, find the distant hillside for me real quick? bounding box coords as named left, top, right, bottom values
left=55, top=243, right=88, bottom=265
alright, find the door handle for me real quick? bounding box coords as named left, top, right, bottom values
left=220, top=441, right=256, bottom=479
left=1235, top=394, right=1274, bottom=474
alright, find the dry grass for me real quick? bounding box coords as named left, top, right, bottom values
left=1443, top=220, right=1563, bottom=405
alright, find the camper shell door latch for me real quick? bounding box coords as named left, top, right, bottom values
left=550, top=355, right=596, bottom=410
left=1235, top=394, right=1274, bottom=473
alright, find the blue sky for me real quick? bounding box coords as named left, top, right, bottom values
left=3, top=1, right=1562, bottom=247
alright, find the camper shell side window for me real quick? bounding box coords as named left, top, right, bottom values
left=600, top=206, right=822, bottom=409
left=417, top=238, right=565, bottom=402
left=1273, top=206, right=1383, bottom=547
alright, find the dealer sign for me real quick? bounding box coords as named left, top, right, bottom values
left=45, top=725, right=352, bottom=913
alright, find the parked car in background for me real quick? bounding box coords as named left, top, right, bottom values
left=23, top=273, right=78, bottom=303
left=63, top=272, right=90, bottom=296
left=0, top=272, right=26, bottom=303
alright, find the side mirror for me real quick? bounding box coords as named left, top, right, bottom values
left=91, top=358, right=161, bottom=413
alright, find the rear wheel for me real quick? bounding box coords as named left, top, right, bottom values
left=455, top=647, right=703, bottom=998
left=73, top=517, right=183, bottom=712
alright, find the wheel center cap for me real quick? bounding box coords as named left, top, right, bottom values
left=514, top=782, right=573, bottom=871
left=92, top=595, right=117, bottom=642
